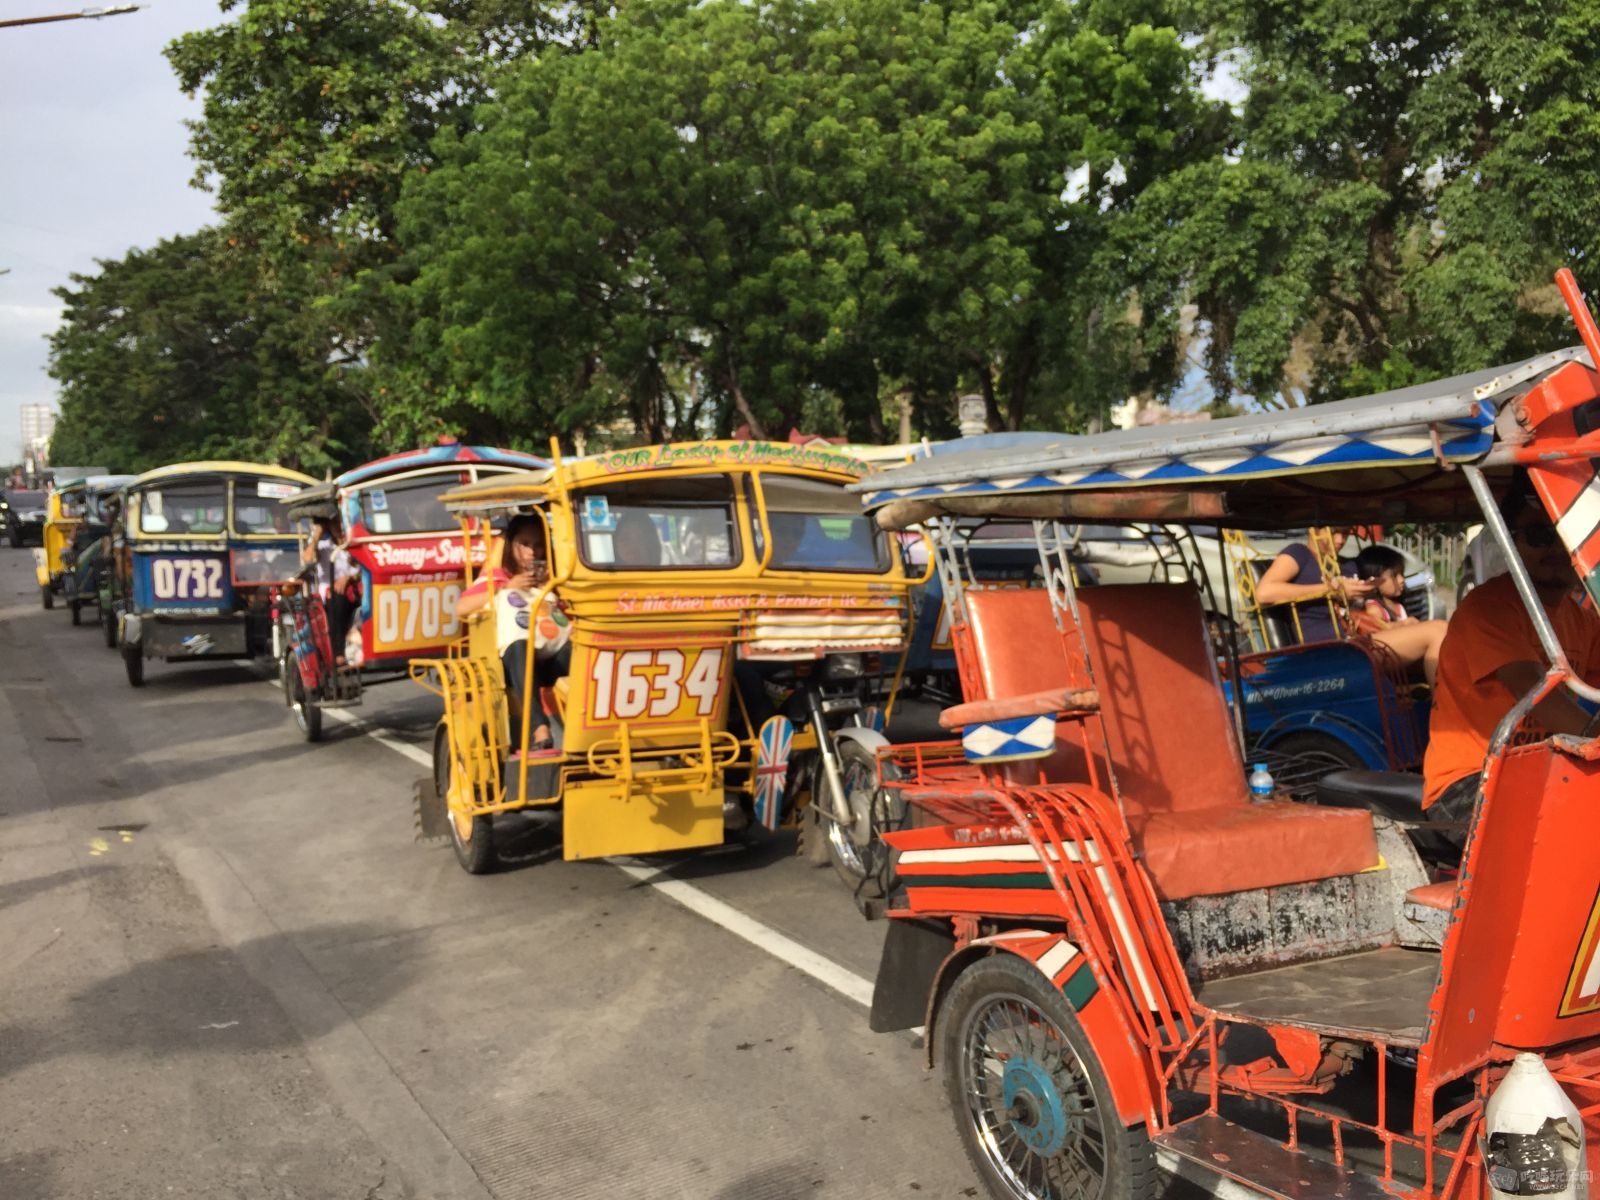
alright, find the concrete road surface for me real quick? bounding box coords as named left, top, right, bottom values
left=0, top=547, right=1203, bottom=1199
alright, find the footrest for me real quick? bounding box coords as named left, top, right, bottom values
left=504, top=755, right=562, bottom=805
left=1155, top=1114, right=1391, bottom=1199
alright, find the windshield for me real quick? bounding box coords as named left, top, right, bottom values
left=6, top=490, right=45, bottom=508
left=577, top=474, right=740, bottom=570
left=139, top=483, right=230, bottom=535
left=359, top=474, right=460, bottom=536
left=757, top=474, right=890, bottom=573
left=233, top=479, right=302, bottom=535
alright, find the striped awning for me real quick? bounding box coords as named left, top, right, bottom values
left=856, top=349, right=1590, bottom=519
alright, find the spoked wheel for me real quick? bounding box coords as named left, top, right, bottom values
left=289, top=662, right=324, bottom=742
left=823, top=738, right=904, bottom=900
left=436, top=722, right=497, bottom=874
left=122, top=640, right=144, bottom=688
left=940, top=955, right=1157, bottom=1200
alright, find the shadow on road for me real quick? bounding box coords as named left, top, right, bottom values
left=0, top=867, right=107, bottom=912
left=0, top=918, right=418, bottom=1086
left=0, top=1150, right=58, bottom=1200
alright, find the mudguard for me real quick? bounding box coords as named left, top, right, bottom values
left=924, top=928, right=1159, bottom=1128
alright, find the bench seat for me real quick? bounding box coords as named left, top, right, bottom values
left=1126, top=803, right=1379, bottom=901
left=959, top=584, right=1380, bottom=902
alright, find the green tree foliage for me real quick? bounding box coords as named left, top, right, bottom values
left=384, top=0, right=1217, bottom=445
left=1125, top=0, right=1600, bottom=407
left=47, top=231, right=366, bottom=473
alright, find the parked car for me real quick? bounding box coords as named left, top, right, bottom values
left=2, top=489, right=49, bottom=547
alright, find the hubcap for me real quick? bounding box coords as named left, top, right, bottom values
left=1003, top=1057, right=1071, bottom=1156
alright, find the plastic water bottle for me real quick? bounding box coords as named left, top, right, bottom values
left=1248, top=763, right=1275, bottom=803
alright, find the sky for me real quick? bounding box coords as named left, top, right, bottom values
left=1, top=0, right=225, bottom=465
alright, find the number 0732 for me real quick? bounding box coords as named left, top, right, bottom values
left=589, top=646, right=726, bottom=722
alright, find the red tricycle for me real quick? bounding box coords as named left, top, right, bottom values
left=851, top=272, right=1600, bottom=1198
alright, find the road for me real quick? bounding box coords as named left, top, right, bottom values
left=0, top=547, right=1205, bottom=1199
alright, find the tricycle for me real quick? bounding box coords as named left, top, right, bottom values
left=107, top=461, right=313, bottom=686
left=274, top=441, right=548, bottom=741
left=33, top=473, right=135, bottom=623
left=850, top=280, right=1600, bottom=1199
left=412, top=439, right=916, bottom=876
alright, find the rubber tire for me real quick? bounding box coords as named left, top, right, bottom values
left=939, top=955, right=1159, bottom=1200
left=70, top=599, right=82, bottom=626
left=7, top=526, right=19, bottom=549
left=1268, top=729, right=1368, bottom=773
left=437, top=722, right=497, bottom=874
left=289, top=664, right=324, bottom=743
left=122, top=640, right=144, bottom=688
left=280, top=652, right=296, bottom=707
left=823, top=738, right=903, bottom=900
left=102, top=606, right=117, bottom=649
left=41, top=585, right=53, bottom=610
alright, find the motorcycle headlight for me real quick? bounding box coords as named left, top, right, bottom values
left=825, top=653, right=864, bottom=680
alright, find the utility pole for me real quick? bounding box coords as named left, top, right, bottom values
left=0, top=5, right=139, bottom=28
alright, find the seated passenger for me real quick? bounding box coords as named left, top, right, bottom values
left=454, top=515, right=571, bottom=755
left=611, top=510, right=663, bottom=567
left=1256, top=529, right=1446, bottom=683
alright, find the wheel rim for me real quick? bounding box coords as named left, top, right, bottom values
left=959, top=992, right=1110, bottom=1200
left=825, top=747, right=899, bottom=884
left=291, top=672, right=311, bottom=732
left=825, top=750, right=875, bottom=878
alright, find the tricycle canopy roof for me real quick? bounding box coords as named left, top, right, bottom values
left=856, top=348, right=1593, bottom=530
left=127, top=461, right=316, bottom=492
left=53, top=473, right=137, bottom=496
left=333, top=442, right=548, bottom=490
left=438, top=439, right=867, bottom=516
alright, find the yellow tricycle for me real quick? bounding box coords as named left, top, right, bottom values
left=412, top=440, right=917, bottom=875
left=34, top=474, right=136, bottom=624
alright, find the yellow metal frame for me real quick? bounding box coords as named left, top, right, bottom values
left=413, top=437, right=913, bottom=860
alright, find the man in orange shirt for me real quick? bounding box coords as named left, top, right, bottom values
left=1423, top=473, right=1600, bottom=835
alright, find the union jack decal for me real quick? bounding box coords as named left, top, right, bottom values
left=754, top=716, right=794, bottom=831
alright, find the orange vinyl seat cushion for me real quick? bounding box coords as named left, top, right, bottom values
left=1127, top=803, right=1379, bottom=901
left=1405, top=880, right=1456, bottom=911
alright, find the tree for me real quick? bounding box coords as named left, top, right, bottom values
left=161, top=0, right=579, bottom=458
left=383, top=0, right=1217, bottom=445
left=1125, top=0, right=1600, bottom=408
left=47, top=231, right=366, bottom=473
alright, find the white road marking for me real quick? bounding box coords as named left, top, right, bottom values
left=611, top=858, right=875, bottom=1008
left=318, top=703, right=433, bottom=768
left=278, top=679, right=883, bottom=1008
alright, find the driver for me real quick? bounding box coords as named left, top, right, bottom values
left=1423, top=471, right=1600, bottom=835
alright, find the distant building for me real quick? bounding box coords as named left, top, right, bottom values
left=21, top=403, right=55, bottom=448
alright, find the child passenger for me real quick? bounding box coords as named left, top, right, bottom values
left=453, top=515, right=571, bottom=755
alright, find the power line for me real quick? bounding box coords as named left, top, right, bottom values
left=0, top=5, right=140, bottom=29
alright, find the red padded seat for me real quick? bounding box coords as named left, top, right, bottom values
left=1406, top=881, right=1456, bottom=911
left=958, top=584, right=1378, bottom=901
